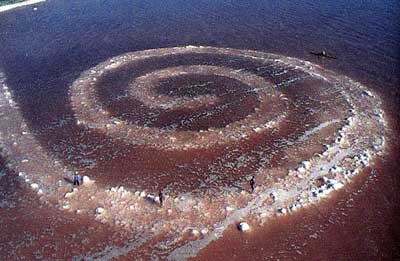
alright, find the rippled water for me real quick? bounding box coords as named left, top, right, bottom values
left=0, top=0, right=399, bottom=260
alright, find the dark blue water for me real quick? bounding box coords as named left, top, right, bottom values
left=0, top=0, right=399, bottom=97
left=0, top=0, right=399, bottom=259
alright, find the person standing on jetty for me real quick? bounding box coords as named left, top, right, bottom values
left=159, top=190, right=164, bottom=207
left=73, top=171, right=80, bottom=186
left=250, top=176, right=255, bottom=193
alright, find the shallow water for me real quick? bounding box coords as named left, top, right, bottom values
left=0, top=0, right=399, bottom=260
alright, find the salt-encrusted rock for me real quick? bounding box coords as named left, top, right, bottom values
left=238, top=222, right=250, bottom=232
left=96, top=207, right=105, bottom=214
left=330, top=166, right=343, bottom=173
left=82, top=176, right=91, bottom=183
left=363, top=90, right=373, bottom=97
left=277, top=207, right=287, bottom=214
left=65, top=192, right=74, bottom=198
left=331, top=182, right=344, bottom=190
left=30, top=183, right=39, bottom=190
left=226, top=206, right=235, bottom=212
left=297, top=167, right=306, bottom=174
left=140, top=191, right=146, bottom=197
left=191, top=229, right=200, bottom=236
left=335, top=136, right=344, bottom=144
left=254, top=127, right=263, bottom=133
left=113, top=120, right=122, bottom=125
left=302, top=161, right=312, bottom=170
left=147, top=195, right=155, bottom=201
left=289, top=203, right=299, bottom=212
left=201, top=228, right=209, bottom=235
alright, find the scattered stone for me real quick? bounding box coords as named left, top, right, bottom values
left=200, top=228, right=209, bottom=235
left=270, top=192, right=277, bottom=202
left=237, top=222, right=250, bottom=232
left=289, top=203, right=299, bottom=212
left=254, top=127, right=263, bottom=133
left=226, top=206, right=235, bottom=212
left=82, top=176, right=91, bottom=183
left=30, top=183, right=39, bottom=190
left=297, top=167, right=306, bottom=174
left=191, top=229, right=200, bottom=236
left=96, top=207, right=105, bottom=214
left=65, top=192, right=74, bottom=198
left=302, top=161, right=312, bottom=169
left=277, top=207, right=287, bottom=214
left=363, top=90, right=373, bottom=97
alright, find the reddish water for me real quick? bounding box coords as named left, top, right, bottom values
left=0, top=0, right=399, bottom=259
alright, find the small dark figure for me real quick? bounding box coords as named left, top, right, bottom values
left=310, top=50, right=337, bottom=59
left=159, top=190, right=164, bottom=207
left=250, top=176, right=255, bottom=193
left=73, top=172, right=80, bottom=186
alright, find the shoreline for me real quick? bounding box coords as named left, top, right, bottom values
left=0, top=0, right=46, bottom=13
